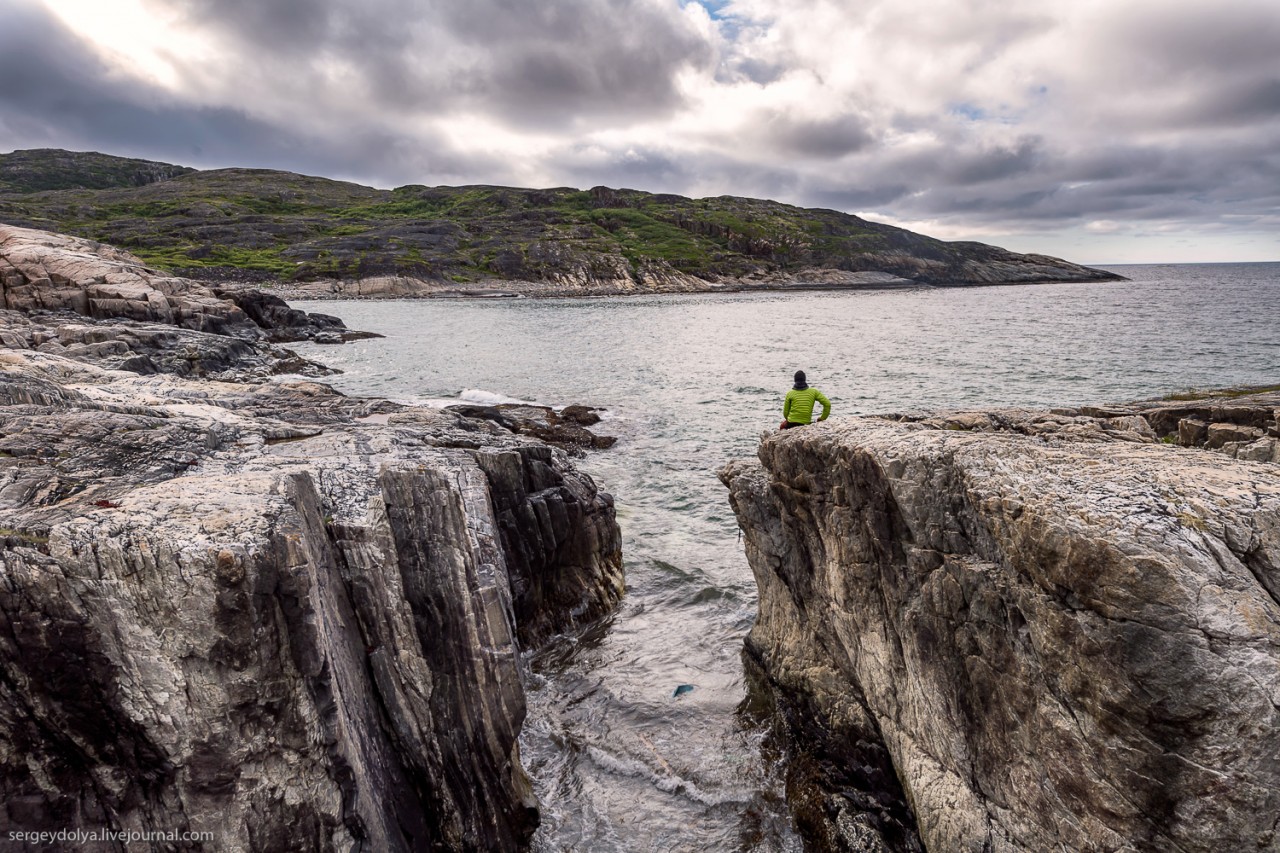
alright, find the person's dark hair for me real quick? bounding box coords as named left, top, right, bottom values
left=793, top=370, right=808, bottom=390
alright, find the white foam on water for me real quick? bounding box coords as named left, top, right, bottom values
left=584, top=745, right=751, bottom=809
left=459, top=388, right=538, bottom=406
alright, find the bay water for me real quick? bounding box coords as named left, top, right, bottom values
left=288, top=262, right=1279, bottom=851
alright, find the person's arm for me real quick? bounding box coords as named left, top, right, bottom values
left=783, top=391, right=793, bottom=421
left=816, top=391, right=831, bottom=421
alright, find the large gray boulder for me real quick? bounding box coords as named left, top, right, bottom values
left=722, top=396, right=1280, bottom=852
left=0, top=224, right=366, bottom=344
left=0, top=224, right=255, bottom=334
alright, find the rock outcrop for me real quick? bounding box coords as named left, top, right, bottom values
left=722, top=391, right=1280, bottom=852
left=445, top=403, right=617, bottom=454
left=0, top=227, right=625, bottom=850
left=0, top=224, right=369, bottom=343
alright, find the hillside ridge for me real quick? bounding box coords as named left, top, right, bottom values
left=0, top=148, right=1122, bottom=293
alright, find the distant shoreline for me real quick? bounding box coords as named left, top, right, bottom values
left=250, top=272, right=1127, bottom=302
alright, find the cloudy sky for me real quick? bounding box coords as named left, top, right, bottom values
left=2, top=0, right=1277, bottom=262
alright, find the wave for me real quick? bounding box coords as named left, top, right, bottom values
left=459, top=388, right=538, bottom=406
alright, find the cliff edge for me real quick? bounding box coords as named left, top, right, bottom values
left=721, top=394, right=1280, bottom=852
left=0, top=226, right=624, bottom=850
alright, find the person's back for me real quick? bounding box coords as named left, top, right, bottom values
left=781, top=370, right=830, bottom=429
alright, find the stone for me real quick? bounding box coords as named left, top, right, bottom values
left=1206, top=421, right=1265, bottom=448
left=0, top=225, right=625, bottom=851
left=722, top=397, right=1280, bottom=853
left=1237, top=437, right=1277, bottom=462
left=1178, top=416, right=1209, bottom=446
left=447, top=403, right=617, bottom=454
left=1, top=224, right=369, bottom=345
left=0, top=348, right=624, bottom=852
left=559, top=404, right=603, bottom=426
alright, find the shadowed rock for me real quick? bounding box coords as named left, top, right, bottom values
left=0, top=225, right=624, bottom=851
left=447, top=403, right=617, bottom=454
left=0, top=351, right=623, bottom=851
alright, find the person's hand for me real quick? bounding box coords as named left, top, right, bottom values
left=779, top=421, right=788, bottom=430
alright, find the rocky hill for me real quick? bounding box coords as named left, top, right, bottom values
left=0, top=149, right=1121, bottom=295
left=0, top=149, right=194, bottom=194
left=722, top=393, right=1280, bottom=852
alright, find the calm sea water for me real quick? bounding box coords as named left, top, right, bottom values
left=288, top=262, right=1279, bottom=852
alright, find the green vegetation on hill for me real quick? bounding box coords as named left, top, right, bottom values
left=0, top=149, right=1118, bottom=287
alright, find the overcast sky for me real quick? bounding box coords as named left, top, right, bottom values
left=2, top=0, right=1277, bottom=262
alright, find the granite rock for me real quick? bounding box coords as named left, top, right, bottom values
left=1, top=224, right=371, bottom=345
left=722, top=393, right=1280, bottom=852
left=0, top=302, right=622, bottom=849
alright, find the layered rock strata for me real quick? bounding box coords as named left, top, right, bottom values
left=0, top=349, right=623, bottom=851
left=0, top=226, right=625, bottom=851
left=722, top=391, right=1280, bottom=852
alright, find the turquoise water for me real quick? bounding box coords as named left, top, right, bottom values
left=289, top=262, right=1279, bottom=851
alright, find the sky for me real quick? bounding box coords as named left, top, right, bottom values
left=1, top=0, right=1277, bottom=264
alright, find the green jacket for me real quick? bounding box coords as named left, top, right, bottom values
left=783, top=387, right=831, bottom=424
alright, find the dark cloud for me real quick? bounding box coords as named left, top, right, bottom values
left=762, top=112, right=873, bottom=159
left=0, top=1, right=501, bottom=184
left=864, top=135, right=1280, bottom=228
left=147, top=0, right=715, bottom=127
left=805, top=185, right=910, bottom=210
left=560, top=144, right=690, bottom=189
left=942, top=137, right=1043, bottom=185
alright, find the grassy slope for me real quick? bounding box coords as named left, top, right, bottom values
left=0, top=149, right=1113, bottom=285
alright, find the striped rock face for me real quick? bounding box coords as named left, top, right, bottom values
left=722, top=394, right=1280, bottom=853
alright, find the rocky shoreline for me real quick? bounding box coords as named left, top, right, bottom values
left=253, top=263, right=1116, bottom=302
left=722, top=391, right=1280, bottom=852
left=0, top=225, right=625, bottom=849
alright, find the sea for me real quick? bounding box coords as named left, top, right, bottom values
left=286, top=262, right=1280, bottom=852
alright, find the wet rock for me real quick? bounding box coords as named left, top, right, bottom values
left=213, top=285, right=382, bottom=343
left=447, top=403, right=617, bottom=454
left=722, top=393, right=1280, bottom=853
left=559, top=404, right=603, bottom=426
